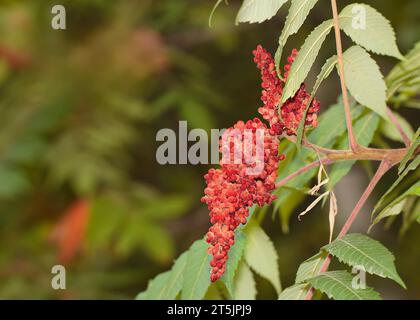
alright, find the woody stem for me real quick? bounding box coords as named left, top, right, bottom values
left=330, top=0, right=359, bottom=151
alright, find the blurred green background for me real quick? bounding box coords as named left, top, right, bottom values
left=0, top=0, right=418, bottom=299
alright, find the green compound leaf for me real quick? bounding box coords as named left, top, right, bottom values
left=244, top=221, right=281, bottom=294
left=339, top=3, right=403, bottom=60
left=342, top=45, right=388, bottom=120
left=181, top=239, right=212, bottom=300
left=306, top=270, right=382, bottom=300
left=278, top=283, right=310, bottom=300
left=233, top=262, right=256, bottom=300
left=275, top=0, right=319, bottom=70
left=295, top=251, right=327, bottom=283
left=235, top=0, right=288, bottom=25
left=323, top=233, right=406, bottom=288
left=398, top=128, right=420, bottom=174
left=221, top=231, right=247, bottom=297
left=281, top=19, right=333, bottom=103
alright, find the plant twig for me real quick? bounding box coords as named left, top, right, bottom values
left=304, top=160, right=392, bottom=300
left=385, top=106, right=411, bottom=146
left=330, top=0, right=359, bottom=151
left=275, top=158, right=333, bottom=188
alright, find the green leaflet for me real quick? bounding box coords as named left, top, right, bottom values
left=159, top=251, right=189, bottom=299
left=322, top=233, right=406, bottom=288
left=386, top=41, right=420, bottom=100
left=339, top=3, right=403, bottom=60
left=328, top=111, right=380, bottom=189
left=296, top=55, right=338, bottom=147
left=374, top=155, right=420, bottom=214
left=342, top=46, right=389, bottom=120
left=371, top=181, right=420, bottom=230
left=295, top=252, right=327, bottom=283
left=233, top=262, right=256, bottom=300
left=221, top=231, right=247, bottom=297
left=244, top=221, right=281, bottom=295
left=281, top=19, right=333, bottom=103
left=398, top=128, right=420, bottom=174
left=136, top=271, right=171, bottom=300
left=278, top=283, right=310, bottom=300
left=306, top=270, right=381, bottom=300
left=181, top=239, right=212, bottom=299
left=235, top=0, right=288, bottom=25
left=136, top=251, right=189, bottom=299
left=400, top=198, right=420, bottom=235
left=275, top=0, right=319, bottom=70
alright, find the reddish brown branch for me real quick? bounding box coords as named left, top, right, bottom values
left=304, top=160, right=392, bottom=300
left=330, top=0, right=358, bottom=151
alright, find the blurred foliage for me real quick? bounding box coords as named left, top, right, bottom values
left=0, top=0, right=418, bottom=299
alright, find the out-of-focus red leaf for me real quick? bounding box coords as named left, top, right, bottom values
left=49, top=199, right=90, bottom=264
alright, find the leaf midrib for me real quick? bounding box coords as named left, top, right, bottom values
left=319, top=273, right=364, bottom=300
left=288, top=21, right=332, bottom=80
left=334, top=238, right=396, bottom=279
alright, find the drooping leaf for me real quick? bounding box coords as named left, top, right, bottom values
left=278, top=283, right=310, bottom=300
left=400, top=198, right=420, bottom=235
left=341, top=46, right=388, bottom=120
left=233, top=262, right=256, bottom=300
left=235, top=0, right=288, bottom=25
left=244, top=221, right=281, bottom=294
left=221, top=231, right=247, bottom=297
left=275, top=0, right=319, bottom=69
left=281, top=19, right=333, bottom=103
left=181, top=239, right=212, bottom=299
left=322, top=233, right=406, bottom=288
left=339, top=3, right=403, bottom=59
left=295, top=251, right=327, bottom=283
left=371, top=181, right=420, bottom=229
left=398, top=128, right=420, bottom=174
left=374, top=155, right=420, bottom=213
left=296, top=55, right=338, bottom=146
left=386, top=41, right=420, bottom=100
left=306, top=270, right=382, bottom=300
left=328, top=111, right=380, bottom=188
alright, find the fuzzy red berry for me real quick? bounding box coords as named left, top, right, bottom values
left=202, top=118, right=282, bottom=282
left=253, top=45, right=320, bottom=136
